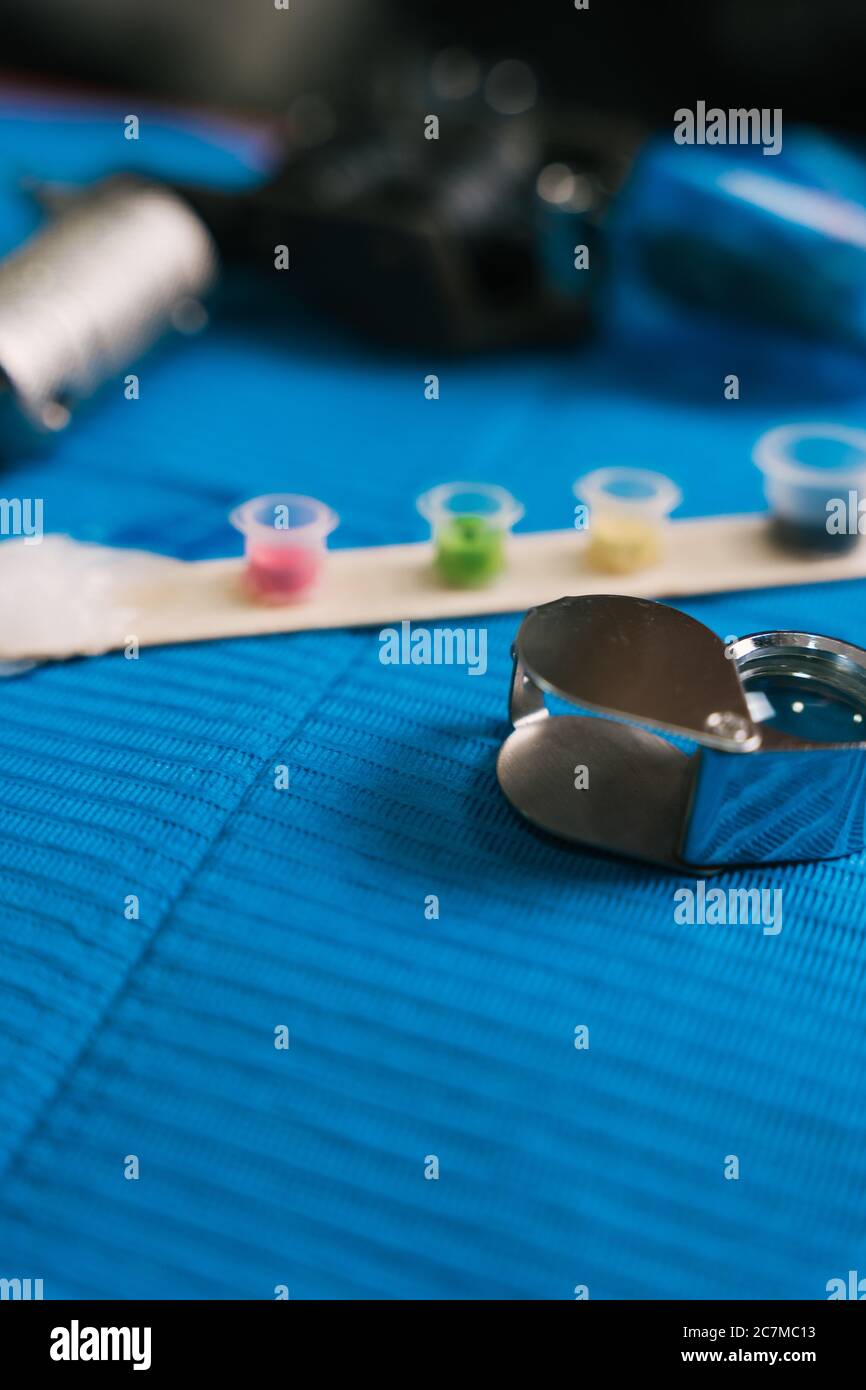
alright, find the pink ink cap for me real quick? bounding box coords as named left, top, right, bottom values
left=229, top=493, right=339, bottom=602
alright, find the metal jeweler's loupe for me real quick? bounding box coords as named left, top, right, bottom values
left=497, top=595, right=866, bottom=869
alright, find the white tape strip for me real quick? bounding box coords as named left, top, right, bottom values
left=4, top=514, right=866, bottom=663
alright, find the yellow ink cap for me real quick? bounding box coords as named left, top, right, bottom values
left=574, top=467, right=682, bottom=575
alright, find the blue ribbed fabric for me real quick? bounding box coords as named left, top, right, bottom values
left=1, top=100, right=866, bottom=1299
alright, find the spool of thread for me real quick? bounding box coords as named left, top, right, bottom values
left=0, top=176, right=217, bottom=434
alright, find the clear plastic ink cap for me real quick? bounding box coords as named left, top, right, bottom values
left=416, top=481, right=524, bottom=587
left=229, top=493, right=338, bottom=602
left=753, top=422, right=866, bottom=553
left=574, top=466, right=682, bottom=574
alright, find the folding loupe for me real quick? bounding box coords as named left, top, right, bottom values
left=497, top=595, right=866, bottom=868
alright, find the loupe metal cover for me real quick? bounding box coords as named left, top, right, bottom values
left=515, top=595, right=758, bottom=749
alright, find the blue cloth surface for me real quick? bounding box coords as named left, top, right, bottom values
left=1, top=96, right=866, bottom=1300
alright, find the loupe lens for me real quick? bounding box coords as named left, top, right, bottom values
left=735, top=639, right=866, bottom=743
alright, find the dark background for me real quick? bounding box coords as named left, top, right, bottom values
left=2, top=0, right=864, bottom=126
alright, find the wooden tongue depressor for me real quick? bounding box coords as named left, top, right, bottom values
left=5, top=512, right=866, bottom=664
